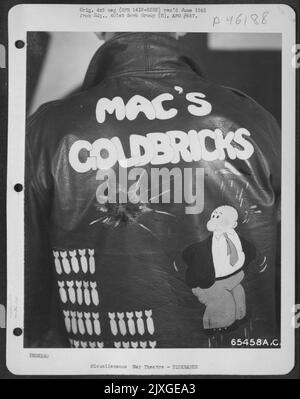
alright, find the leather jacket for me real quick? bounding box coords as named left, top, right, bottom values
left=25, top=33, right=281, bottom=348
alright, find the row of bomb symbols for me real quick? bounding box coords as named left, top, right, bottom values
left=69, top=339, right=104, bottom=349
left=114, top=341, right=157, bottom=348
left=53, top=249, right=95, bottom=275
left=69, top=339, right=157, bottom=349
left=63, top=311, right=101, bottom=336
left=58, top=280, right=99, bottom=306
left=109, top=310, right=155, bottom=337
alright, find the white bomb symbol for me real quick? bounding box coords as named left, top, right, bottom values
left=88, top=249, right=95, bottom=274
left=75, top=281, right=83, bottom=305
left=63, top=310, right=71, bottom=333
left=79, top=249, right=88, bottom=273
left=77, top=312, right=85, bottom=335
left=135, top=311, right=145, bottom=335
left=117, top=312, right=127, bottom=336
left=109, top=312, right=118, bottom=336
left=58, top=281, right=68, bottom=303
left=70, top=311, right=78, bottom=335
left=60, top=251, right=71, bottom=274
left=145, top=310, right=155, bottom=335
left=67, top=281, right=76, bottom=304
left=126, top=312, right=136, bottom=336
left=53, top=251, right=62, bottom=274
left=69, top=250, right=80, bottom=273
left=84, top=312, right=93, bottom=335
left=90, top=282, right=99, bottom=306
left=83, top=281, right=91, bottom=306
left=92, top=313, right=101, bottom=336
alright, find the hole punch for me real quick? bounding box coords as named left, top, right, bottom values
left=15, top=40, right=25, bottom=49
left=13, top=327, right=23, bottom=336
left=14, top=183, right=23, bottom=192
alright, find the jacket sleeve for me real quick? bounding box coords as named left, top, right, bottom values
left=265, top=112, right=281, bottom=222
left=25, top=105, right=67, bottom=347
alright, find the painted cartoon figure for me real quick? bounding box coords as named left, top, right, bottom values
left=183, top=205, right=256, bottom=330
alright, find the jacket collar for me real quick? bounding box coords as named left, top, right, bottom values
left=82, top=32, right=204, bottom=90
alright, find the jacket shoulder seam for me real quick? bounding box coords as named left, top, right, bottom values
left=221, top=85, right=263, bottom=109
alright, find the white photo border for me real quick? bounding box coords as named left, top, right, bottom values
left=7, top=3, right=296, bottom=375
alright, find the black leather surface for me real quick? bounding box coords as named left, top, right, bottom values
left=24, top=33, right=281, bottom=348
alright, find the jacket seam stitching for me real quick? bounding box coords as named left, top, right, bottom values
left=91, top=69, right=205, bottom=82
